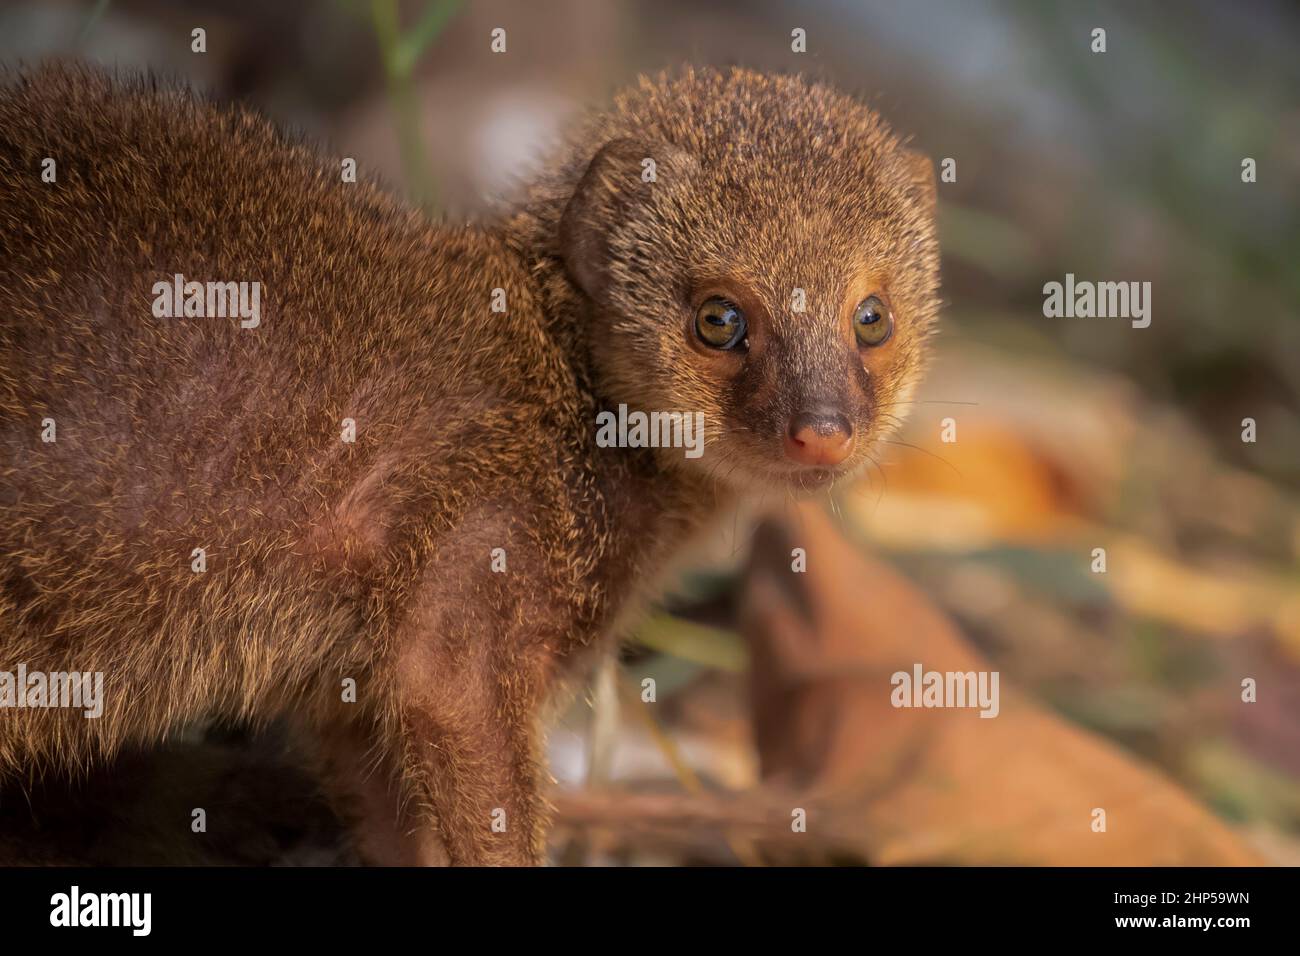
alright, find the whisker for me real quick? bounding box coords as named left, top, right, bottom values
left=875, top=399, right=981, bottom=409
left=878, top=438, right=963, bottom=479
left=865, top=452, right=888, bottom=515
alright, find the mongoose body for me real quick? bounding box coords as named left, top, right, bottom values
left=0, top=64, right=939, bottom=864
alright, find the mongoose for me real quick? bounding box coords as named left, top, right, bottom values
left=0, top=63, right=939, bottom=865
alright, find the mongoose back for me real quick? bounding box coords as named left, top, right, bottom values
left=0, top=63, right=939, bottom=864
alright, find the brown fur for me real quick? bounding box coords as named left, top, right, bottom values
left=0, top=63, right=939, bottom=864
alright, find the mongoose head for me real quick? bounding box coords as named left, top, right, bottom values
left=556, top=67, right=940, bottom=494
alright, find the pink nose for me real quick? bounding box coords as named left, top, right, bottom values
left=783, top=411, right=854, bottom=467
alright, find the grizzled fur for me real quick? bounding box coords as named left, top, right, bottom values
left=0, top=63, right=938, bottom=864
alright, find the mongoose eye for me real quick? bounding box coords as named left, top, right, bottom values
left=852, top=294, right=893, bottom=347
left=695, top=297, right=748, bottom=350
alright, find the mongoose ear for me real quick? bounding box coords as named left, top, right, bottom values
left=560, top=137, right=656, bottom=302
left=901, top=148, right=937, bottom=216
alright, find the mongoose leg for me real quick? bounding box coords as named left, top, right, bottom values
left=395, top=640, right=549, bottom=866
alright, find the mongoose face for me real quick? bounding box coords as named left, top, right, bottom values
left=559, top=69, right=940, bottom=493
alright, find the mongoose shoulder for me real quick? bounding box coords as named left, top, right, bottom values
left=0, top=63, right=939, bottom=864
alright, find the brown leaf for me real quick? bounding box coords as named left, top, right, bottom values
left=740, top=502, right=1265, bottom=865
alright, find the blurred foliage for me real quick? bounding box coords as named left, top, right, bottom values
left=361, top=0, right=463, bottom=208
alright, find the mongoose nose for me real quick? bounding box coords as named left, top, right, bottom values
left=784, top=411, right=855, bottom=467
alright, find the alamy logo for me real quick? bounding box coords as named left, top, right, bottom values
left=50, top=886, right=151, bottom=936
left=152, top=273, right=261, bottom=328
left=1042, top=273, right=1151, bottom=328
left=890, top=663, right=1000, bottom=718
left=595, top=404, right=705, bottom=459
left=0, top=664, right=103, bottom=718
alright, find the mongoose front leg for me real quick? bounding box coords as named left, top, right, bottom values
left=394, top=635, right=550, bottom=866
